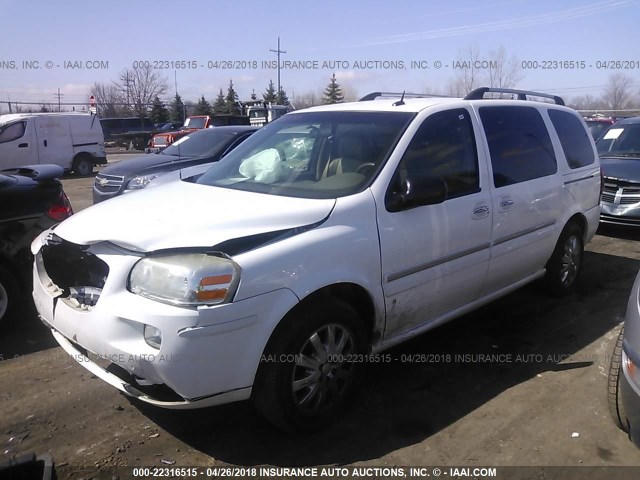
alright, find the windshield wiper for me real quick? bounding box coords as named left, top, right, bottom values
left=607, top=152, right=640, bottom=158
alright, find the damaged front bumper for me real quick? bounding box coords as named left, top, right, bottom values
left=31, top=230, right=299, bottom=409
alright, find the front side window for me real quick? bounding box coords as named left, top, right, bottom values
left=548, top=110, right=595, bottom=169
left=480, top=106, right=557, bottom=188
left=197, top=111, right=414, bottom=199
left=0, top=121, right=26, bottom=143
left=391, top=108, right=479, bottom=200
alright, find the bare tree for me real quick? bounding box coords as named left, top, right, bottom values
left=486, top=46, right=524, bottom=89
left=449, top=47, right=480, bottom=96
left=446, top=45, right=524, bottom=96
left=340, top=83, right=359, bottom=102
left=293, top=91, right=321, bottom=109
left=91, top=82, right=125, bottom=117
left=601, top=73, right=636, bottom=111
left=117, top=65, right=168, bottom=117
left=569, top=94, right=606, bottom=112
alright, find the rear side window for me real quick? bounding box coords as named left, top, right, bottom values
left=548, top=110, right=595, bottom=169
left=480, top=106, right=557, bottom=188
left=396, top=108, right=479, bottom=198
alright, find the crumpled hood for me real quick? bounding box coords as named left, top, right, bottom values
left=53, top=181, right=335, bottom=252
left=600, top=156, right=640, bottom=183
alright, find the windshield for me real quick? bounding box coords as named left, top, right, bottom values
left=161, top=130, right=234, bottom=157
left=596, top=123, right=640, bottom=156
left=196, top=111, right=414, bottom=199
left=249, top=109, right=267, bottom=119
left=184, top=117, right=207, bottom=129
left=585, top=121, right=611, bottom=141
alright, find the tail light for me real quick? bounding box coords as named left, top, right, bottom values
left=47, top=191, right=73, bottom=222
left=599, top=167, right=604, bottom=201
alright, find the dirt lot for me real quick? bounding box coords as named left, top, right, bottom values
left=2, top=159, right=640, bottom=478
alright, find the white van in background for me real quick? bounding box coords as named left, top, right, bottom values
left=0, top=113, right=106, bottom=175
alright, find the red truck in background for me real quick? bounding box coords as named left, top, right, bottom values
left=147, top=114, right=250, bottom=153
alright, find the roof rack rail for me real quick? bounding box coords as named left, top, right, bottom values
left=464, top=87, right=564, bottom=106
left=359, top=91, right=453, bottom=102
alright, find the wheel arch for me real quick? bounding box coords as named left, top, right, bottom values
left=567, top=212, right=587, bottom=239
left=262, top=282, right=379, bottom=357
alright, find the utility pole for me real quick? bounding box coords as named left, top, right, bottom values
left=54, top=88, right=64, bottom=112
left=270, top=37, right=286, bottom=102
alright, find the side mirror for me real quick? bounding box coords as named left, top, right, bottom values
left=386, top=176, right=448, bottom=212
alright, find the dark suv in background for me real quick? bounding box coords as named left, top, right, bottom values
left=100, top=117, right=157, bottom=150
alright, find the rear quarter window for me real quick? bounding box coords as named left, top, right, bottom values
left=480, top=106, right=557, bottom=188
left=548, top=110, right=595, bottom=169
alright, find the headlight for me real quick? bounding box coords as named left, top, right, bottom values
left=129, top=253, right=240, bottom=307
left=126, top=174, right=158, bottom=191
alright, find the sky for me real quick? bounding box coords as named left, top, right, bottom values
left=0, top=0, right=639, bottom=110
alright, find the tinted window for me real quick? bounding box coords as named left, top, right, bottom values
left=480, top=106, right=556, bottom=188
left=122, top=118, right=153, bottom=131
left=0, top=121, right=26, bottom=143
left=162, top=130, right=235, bottom=158
left=549, top=110, right=595, bottom=169
left=394, top=108, right=479, bottom=199
left=100, top=119, right=122, bottom=135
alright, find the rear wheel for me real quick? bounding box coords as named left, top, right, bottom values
left=73, top=155, right=93, bottom=176
left=543, top=222, right=583, bottom=296
left=252, top=298, right=366, bottom=431
left=608, top=327, right=629, bottom=432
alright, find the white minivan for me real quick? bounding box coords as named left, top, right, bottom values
left=31, top=88, right=601, bottom=431
left=0, top=113, right=106, bottom=175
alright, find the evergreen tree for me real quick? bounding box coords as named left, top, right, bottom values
left=276, top=87, right=290, bottom=106
left=170, top=94, right=185, bottom=123
left=194, top=95, right=212, bottom=115
left=213, top=89, right=226, bottom=114
left=225, top=80, right=240, bottom=114
left=149, top=95, right=169, bottom=124
left=323, top=73, right=344, bottom=104
left=263, top=80, right=277, bottom=104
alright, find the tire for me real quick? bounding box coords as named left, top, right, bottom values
left=608, top=327, right=629, bottom=432
left=543, top=222, right=583, bottom=296
left=0, top=264, right=19, bottom=325
left=252, top=298, right=367, bottom=432
left=73, top=155, right=93, bottom=176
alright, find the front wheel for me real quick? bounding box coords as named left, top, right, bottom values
left=252, top=298, right=367, bottom=431
left=543, top=223, right=583, bottom=296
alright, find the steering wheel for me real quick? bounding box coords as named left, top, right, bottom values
left=355, top=162, right=376, bottom=175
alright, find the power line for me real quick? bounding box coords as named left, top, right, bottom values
left=269, top=37, right=287, bottom=97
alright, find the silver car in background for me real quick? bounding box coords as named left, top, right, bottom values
left=598, top=117, right=640, bottom=227
left=609, top=270, right=640, bottom=446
